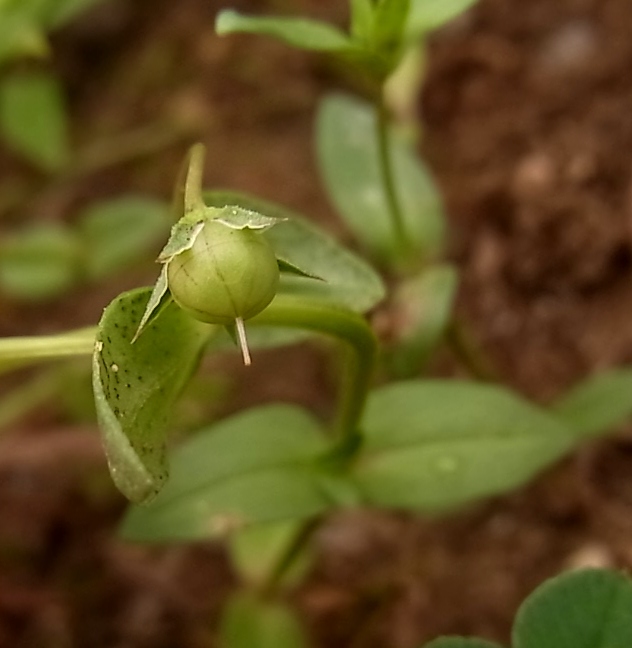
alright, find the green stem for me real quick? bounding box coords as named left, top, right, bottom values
left=257, top=517, right=321, bottom=600
left=445, top=320, right=498, bottom=382
left=376, top=91, right=408, bottom=254
left=0, top=366, right=63, bottom=431
left=252, top=295, right=377, bottom=445
left=0, top=327, right=96, bottom=374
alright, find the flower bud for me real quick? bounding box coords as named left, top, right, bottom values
left=167, top=220, right=279, bottom=325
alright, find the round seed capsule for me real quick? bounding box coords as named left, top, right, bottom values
left=167, top=220, right=279, bottom=325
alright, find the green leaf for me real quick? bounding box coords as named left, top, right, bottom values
left=42, top=0, right=107, bottom=28
left=372, top=0, right=410, bottom=48
left=423, top=640, right=504, bottom=648
left=216, top=9, right=356, bottom=53
left=213, top=205, right=285, bottom=231
left=352, top=381, right=577, bottom=512
left=0, top=12, right=48, bottom=63
left=0, top=224, right=80, bottom=300
left=388, top=264, right=458, bottom=376
left=407, top=0, right=479, bottom=37
left=350, top=0, right=374, bottom=42
left=0, top=70, right=70, bottom=171
left=120, top=405, right=338, bottom=542
left=229, top=520, right=313, bottom=588
left=513, top=569, right=632, bottom=648
left=317, top=93, right=445, bottom=264
left=131, top=266, right=171, bottom=342
left=220, top=593, right=309, bottom=648
left=93, top=288, right=210, bottom=503
left=132, top=215, right=207, bottom=340
left=204, top=191, right=386, bottom=313
left=77, top=196, right=170, bottom=280
left=157, top=218, right=206, bottom=263
left=553, top=369, right=632, bottom=440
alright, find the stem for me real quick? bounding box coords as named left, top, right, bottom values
left=182, top=143, right=208, bottom=214
left=376, top=91, right=408, bottom=253
left=234, top=317, right=251, bottom=366
left=252, top=296, right=377, bottom=444
left=257, top=517, right=321, bottom=599
left=445, top=320, right=498, bottom=382
left=0, top=366, right=63, bottom=431
left=0, top=327, right=96, bottom=374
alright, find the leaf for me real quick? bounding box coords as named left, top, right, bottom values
left=213, top=205, right=285, bottom=231
left=205, top=191, right=386, bottom=313
left=229, top=520, right=313, bottom=588
left=317, top=93, right=445, bottom=264
left=0, top=224, right=80, bottom=300
left=42, top=0, right=107, bottom=28
left=0, top=11, right=48, bottom=64
left=77, top=196, right=170, bottom=280
left=93, top=288, right=210, bottom=503
left=0, top=70, right=70, bottom=171
left=119, top=405, right=340, bottom=542
left=406, top=0, right=480, bottom=37
left=423, top=640, right=504, bottom=648
left=132, top=217, right=206, bottom=340
left=388, top=264, right=458, bottom=376
left=372, top=0, right=411, bottom=48
left=157, top=218, right=205, bottom=263
left=220, top=593, right=309, bottom=648
left=216, top=9, right=356, bottom=53
left=350, top=0, right=374, bottom=42
left=513, top=569, right=632, bottom=648
left=131, top=266, right=171, bottom=342
left=553, top=369, right=632, bottom=440
left=352, top=381, right=577, bottom=512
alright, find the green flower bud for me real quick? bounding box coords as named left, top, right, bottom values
left=167, top=220, right=279, bottom=326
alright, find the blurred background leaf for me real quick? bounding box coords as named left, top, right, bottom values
left=316, top=93, right=445, bottom=265
left=77, top=195, right=170, bottom=280
left=0, top=223, right=81, bottom=300
left=0, top=70, right=70, bottom=171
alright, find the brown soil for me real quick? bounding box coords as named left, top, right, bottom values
left=2, top=0, right=632, bottom=646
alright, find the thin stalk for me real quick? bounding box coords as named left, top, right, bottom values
left=376, top=92, right=408, bottom=253
left=257, top=517, right=322, bottom=600
left=252, top=295, right=377, bottom=444
left=0, top=327, right=96, bottom=374
left=445, top=320, right=498, bottom=382
left=0, top=367, right=62, bottom=431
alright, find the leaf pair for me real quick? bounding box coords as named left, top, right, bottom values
left=216, top=1, right=482, bottom=73
left=120, top=364, right=632, bottom=539
left=117, top=379, right=574, bottom=539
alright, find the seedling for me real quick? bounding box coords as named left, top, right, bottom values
left=1, top=2, right=632, bottom=647
left=0, top=0, right=188, bottom=303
